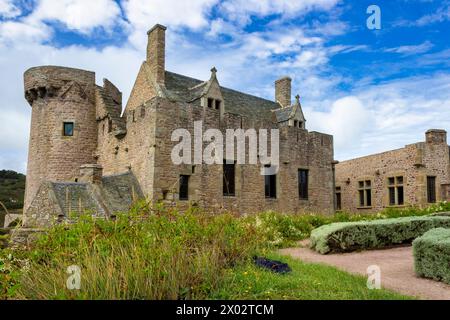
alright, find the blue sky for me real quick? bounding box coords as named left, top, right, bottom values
left=0, top=0, right=449, bottom=173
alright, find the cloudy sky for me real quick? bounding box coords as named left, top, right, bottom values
left=0, top=0, right=449, bottom=173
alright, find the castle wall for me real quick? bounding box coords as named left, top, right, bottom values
left=23, top=66, right=98, bottom=211
left=336, top=130, right=450, bottom=213
left=150, top=97, right=335, bottom=214
left=96, top=100, right=158, bottom=198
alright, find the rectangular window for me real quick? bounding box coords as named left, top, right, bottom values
left=264, top=165, right=277, bottom=199
left=358, top=180, right=372, bottom=207
left=298, top=169, right=309, bottom=200
left=223, top=161, right=236, bottom=196
left=388, top=176, right=404, bottom=206
left=389, top=187, right=396, bottom=205
left=294, top=120, right=298, bottom=127
left=179, top=175, right=189, bottom=200
left=427, top=176, right=436, bottom=203
left=336, top=188, right=342, bottom=211
left=63, top=122, right=74, bottom=136
left=207, top=98, right=214, bottom=108
left=215, top=100, right=221, bottom=110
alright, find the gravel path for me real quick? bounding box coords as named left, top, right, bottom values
left=280, top=242, right=450, bottom=300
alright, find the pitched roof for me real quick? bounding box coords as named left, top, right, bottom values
left=274, top=106, right=294, bottom=123
left=165, top=71, right=280, bottom=122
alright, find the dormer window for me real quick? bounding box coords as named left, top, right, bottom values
left=299, top=121, right=303, bottom=128
left=207, top=98, right=214, bottom=108
left=294, top=120, right=298, bottom=127
left=215, top=100, right=221, bottom=110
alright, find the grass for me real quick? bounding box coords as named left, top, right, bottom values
left=211, top=253, right=412, bottom=300
left=3, top=201, right=447, bottom=300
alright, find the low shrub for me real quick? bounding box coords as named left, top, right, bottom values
left=310, top=216, right=450, bottom=254
left=247, top=202, right=450, bottom=248
left=413, top=228, right=450, bottom=284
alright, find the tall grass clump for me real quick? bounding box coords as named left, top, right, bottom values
left=13, top=202, right=265, bottom=300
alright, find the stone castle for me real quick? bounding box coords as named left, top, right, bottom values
left=21, top=24, right=335, bottom=228
left=17, top=24, right=449, bottom=229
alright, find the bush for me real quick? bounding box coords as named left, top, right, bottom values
left=9, top=204, right=266, bottom=300
left=310, top=216, right=450, bottom=254
left=246, top=203, right=450, bottom=249
left=413, top=228, right=450, bottom=284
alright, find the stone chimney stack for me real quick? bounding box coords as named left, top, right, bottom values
left=79, top=164, right=103, bottom=185
left=426, top=129, right=447, bottom=144
left=275, top=76, right=292, bottom=108
left=147, top=24, right=167, bottom=85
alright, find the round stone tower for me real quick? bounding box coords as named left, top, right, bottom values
left=23, top=66, right=98, bottom=211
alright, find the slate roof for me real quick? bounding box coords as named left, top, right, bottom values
left=274, top=106, right=294, bottom=123
left=165, top=71, right=281, bottom=122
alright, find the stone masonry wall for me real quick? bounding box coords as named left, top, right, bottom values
left=23, top=66, right=98, bottom=212
left=149, top=97, right=335, bottom=214
left=336, top=131, right=450, bottom=213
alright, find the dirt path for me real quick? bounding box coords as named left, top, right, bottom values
left=280, top=243, right=450, bottom=300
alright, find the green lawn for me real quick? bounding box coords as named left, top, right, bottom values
left=211, top=253, right=412, bottom=300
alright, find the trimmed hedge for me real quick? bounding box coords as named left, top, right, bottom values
left=310, top=216, right=450, bottom=254
left=413, top=228, right=450, bottom=284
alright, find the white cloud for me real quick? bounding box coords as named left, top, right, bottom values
left=0, top=0, right=21, bottom=18
left=306, top=74, right=450, bottom=161
left=220, top=0, right=340, bottom=25
left=384, top=41, right=433, bottom=55
left=123, top=0, right=218, bottom=49
left=308, top=96, right=371, bottom=153
left=30, top=0, right=122, bottom=33
left=415, top=4, right=450, bottom=26
left=0, top=19, right=52, bottom=45
left=395, top=4, right=450, bottom=27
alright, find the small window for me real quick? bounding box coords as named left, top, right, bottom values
left=294, top=120, right=298, bottom=127
left=223, top=161, right=235, bottom=196
left=108, top=118, right=113, bottom=133
left=63, top=122, right=74, bottom=136
left=215, top=100, right=221, bottom=110
left=358, top=180, right=372, bottom=207
left=179, top=175, right=189, bottom=200
left=298, top=122, right=303, bottom=128
left=427, top=176, right=436, bottom=203
left=207, top=98, right=214, bottom=108
left=336, top=187, right=342, bottom=211
left=264, top=165, right=277, bottom=199
left=388, top=176, right=404, bottom=206
left=298, top=169, right=309, bottom=200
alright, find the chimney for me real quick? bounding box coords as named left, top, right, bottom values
left=275, top=76, right=292, bottom=108
left=426, top=129, right=447, bottom=144
left=147, top=24, right=167, bottom=85
left=79, top=164, right=103, bottom=185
